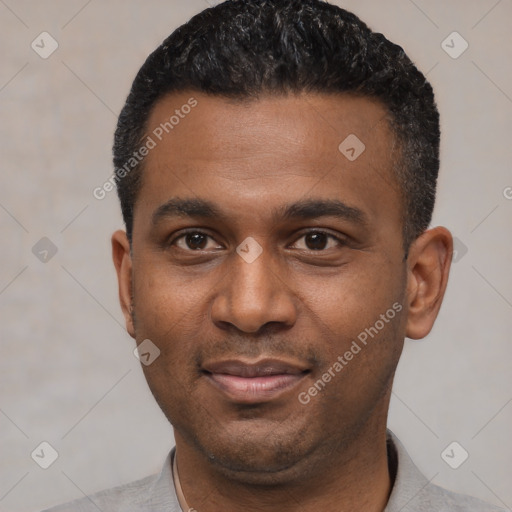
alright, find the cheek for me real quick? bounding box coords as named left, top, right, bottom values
left=306, top=269, right=404, bottom=392
left=133, top=269, right=202, bottom=403
left=134, top=263, right=204, bottom=325
left=304, top=259, right=401, bottom=341
left=131, top=262, right=218, bottom=371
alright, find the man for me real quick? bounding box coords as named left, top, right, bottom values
left=45, top=0, right=503, bottom=511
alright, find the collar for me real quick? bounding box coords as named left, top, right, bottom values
left=172, top=449, right=192, bottom=512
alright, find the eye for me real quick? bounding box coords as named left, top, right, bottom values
left=291, top=231, right=344, bottom=251
left=172, top=231, right=222, bottom=251
left=168, top=229, right=344, bottom=253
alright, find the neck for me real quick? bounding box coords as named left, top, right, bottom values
left=173, top=412, right=393, bottom=512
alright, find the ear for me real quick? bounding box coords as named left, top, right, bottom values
left=112, top=230, right=135, bottom=339
left=405, top=227, right=453, bottom=340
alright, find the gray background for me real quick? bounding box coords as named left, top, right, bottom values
left=0, top=1, right=511, bottom=511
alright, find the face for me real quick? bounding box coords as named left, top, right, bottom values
left=113, top=91, right=450, bottom=484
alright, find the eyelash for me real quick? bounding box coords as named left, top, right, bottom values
left=168, top=229, right=346, bottom=252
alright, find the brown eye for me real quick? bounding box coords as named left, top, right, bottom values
left=292, top=231, right=342, bottom=251
left=172, top=231, right=221, bottom=251
left=305, top=232, right=329, bottom=250
left=185, top=233, right=208, bottom=250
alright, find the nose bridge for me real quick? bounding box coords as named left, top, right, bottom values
left=234, top=246, right=276, bottom=302
left=211, top=241, right=296, bottom=333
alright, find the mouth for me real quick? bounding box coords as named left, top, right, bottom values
left=202, top=358, right=311, bottom=404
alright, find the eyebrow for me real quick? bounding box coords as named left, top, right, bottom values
left=151, top=197, right=367, bottom=226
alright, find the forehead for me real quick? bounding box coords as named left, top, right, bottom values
left=146, top=91, right=394, bottom=163
left=134, top=91, right=402, bottom=236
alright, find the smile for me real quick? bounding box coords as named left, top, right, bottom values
left=202, top=358, right=310, bottom=404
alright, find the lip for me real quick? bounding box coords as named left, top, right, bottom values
left=202, top=358, right=310, bottom=404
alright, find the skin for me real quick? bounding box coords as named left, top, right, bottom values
left=112, top=91, right=453, bottom=512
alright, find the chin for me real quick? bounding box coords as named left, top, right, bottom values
left=189, top=420, right=318, bottom=485
left=206, top=450, right=310, bottom=486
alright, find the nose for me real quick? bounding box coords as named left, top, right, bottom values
left=210, top=244, right=297, bottom=334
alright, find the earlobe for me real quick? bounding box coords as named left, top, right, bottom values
left=405, top=227, right=453, bottom=340
left=111, top=230, right=136, bottom=339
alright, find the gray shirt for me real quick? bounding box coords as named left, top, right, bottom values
left=43, top=430, right=504, bottom=512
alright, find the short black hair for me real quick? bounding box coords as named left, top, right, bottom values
left=113, top=0, right=440, bottom=252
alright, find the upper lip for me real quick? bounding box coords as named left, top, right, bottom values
left=202, top=358, right=310, bottom=378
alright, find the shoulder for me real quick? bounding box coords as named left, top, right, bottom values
left=41, top=451, right=180, bottom=512
left=386, top=431, right=505, bottom=512
left=41, top=473, right=159, bottom=512
left=410, top=480, right=506, bottom=511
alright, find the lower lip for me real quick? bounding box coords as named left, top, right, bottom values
left=205, top=373, right=306, bottom=403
